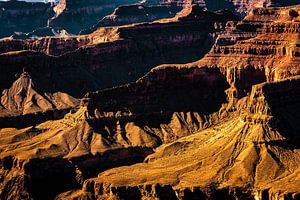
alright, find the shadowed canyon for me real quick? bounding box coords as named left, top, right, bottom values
left=0, top=0, right=299, bottom=200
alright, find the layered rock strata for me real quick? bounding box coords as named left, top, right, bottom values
left=0, top=1, right=54, bottom=38
left=72, top=76, right=300, bottom=200
left=55, top=5, right=300, bottom=199
left=0, top=6, right=237, bottom=97
left=0, top=3, right=299, bottom=200
left=48, top=0, right=141, bottom=34
left=80, top=4, right=182, bottom=34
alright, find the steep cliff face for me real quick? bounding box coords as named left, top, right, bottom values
left=0, top=118, right=155, bottom=199
left=188, top=5, right=300, bottom=97
left=85, top=67, right=229, bottom=114
left=0, top=1, right=54, bottom=38
left=0, top=59, right=230, bottom=200
left=1, top=0, right=298, bottom=39
left=0, top=6, right=237, bottom=97
left=72, top=77, right=300, bottom=200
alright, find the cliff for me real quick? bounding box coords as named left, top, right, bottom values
left=48, top=0, right=141, bottom=34
left=0, top=1, right=54, bottom=38
left=80, top=4, right=182, bottom=35
left=0, top=3, right=299, bottom=200
left=53, top=5, right=300, bottom=199
left=144, top=0, right=300, bottom=17
left=180, top=5, right=300, bottom=98
left=0, top=6, right=237, bottom=97
left=1, top=0, right=298, bottom=39
left=72, top=76, right=300, bottom=200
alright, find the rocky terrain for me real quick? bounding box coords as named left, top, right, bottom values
left=0, top=1, right=299, bottom=200
left=1, top=0, right=299, bottom=39
left=0, top=5, right=237, bottom=97
left=144, top=0, right=300, bottom=17
left=71, top=76, right=300, bottom=200
left=58, top=4, right=300, bottom=200
left=80, top=4, right=182, bottom=35
left=49, top=0, right=141, bottom=34
left=0, top=0, right=55, bottom=38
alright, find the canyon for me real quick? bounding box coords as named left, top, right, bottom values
left=0, top=1, right=299, bottom=200
left=0, top=5, right=238, bottom=98
left=1, top=0, right=299, bottom=39
left=57, top=4, right=300, bottom=199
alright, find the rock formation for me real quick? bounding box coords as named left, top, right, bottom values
left=0, top=6, right=237, bottom=97
left=71, top=76, right=300, bottom=200
left=80, top=4, right=182, bottom=34
left=144, top=0, right=300, bottom=17
left=49, top=0, right=141, bottom=34
left=0, top=1, right=54, bottom=38
left=53, top=4, right=300, bottom=200
left=0, top=2, right=299, bottom=200
left=0, top=71, right=79, bottom=117
left=1, top=0, right=298, bottom=39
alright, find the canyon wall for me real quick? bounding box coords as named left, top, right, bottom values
left=1, top=0, right=299, bottom=39
left=54, top=5, right=300, bottom=200
left=72, top=76, right=300, bottom=200
left=49, top=0, right=140, bottom=34
left=0, top=2, right=299, bottom=200
left=0, top=1, right=54, bottom=38
left=0, top=7, right=237, bottom=97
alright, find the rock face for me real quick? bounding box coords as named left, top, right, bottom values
left=1, top=0, right=299, bottom=39
left=0, top=6, right=237, bottom=97
left=0, top=1, right=54, bottom=38
left=0, top=71, right=79, bottom=117
left=75, top=77, right=300, bottom=200
left=49, top=0, right=141, bottom=34
left=193, top=4, right=300, bottom=98
left=0, top=8, right=236, bottom=196
left=0, top=2, right=299, bottom=200
left=80, top=4, right=183, bottom=34
left=53, top=5, right=300, bottom=200
left=145, top=0, right=300, bottom=17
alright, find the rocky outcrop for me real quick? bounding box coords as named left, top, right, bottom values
left=85, top=66, right=229, bottom=114
left=0, top=103, right=158, bottom=199
left=0, top=64, right=229, bottom=200
left=1, top=0, right=298, bottom=40
left=81, top=4, right=182, bottom=34
left=183, top=5, right=300, bottom=98
left=0, top=3, right=299, bottom=200
left=0, top=71, right=79, bottom=117
left=0, top=1, right=54, bottom=38
left=48, top=0, right=141, bottom=34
